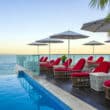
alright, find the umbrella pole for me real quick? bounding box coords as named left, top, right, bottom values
left=93, top=45, right=94, bottom=55
left=49, top=43, right=51, bottom=60
left=37, top=45, right=39, bottom=55
left=68, top=39, right=70, bottom=58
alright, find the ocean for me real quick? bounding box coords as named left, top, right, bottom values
left=0, top=55, right=16, bottom=75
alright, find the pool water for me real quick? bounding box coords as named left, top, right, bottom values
left=0, top=75, right=38, bottom=110
left=0, top=73, right=71, bottom=110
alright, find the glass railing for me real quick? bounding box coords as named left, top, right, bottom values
left=16, top=54, right=110, bottom=76
left=16, top=55, right=40, bottom=75
left=39, top=54, right=110, bottom=64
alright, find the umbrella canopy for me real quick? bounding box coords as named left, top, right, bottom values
left=81, top=18, right=110, bottom=32
left=36, top=38, right=64, bottom=59
left=83, top=40, right=104, bottom=54
left=36, top=38, right=64, bottom=43
left=28, top=42, right=47, bottom=55
left=50, top=30, right=89, bottom=57
left=105, top=40, right=110, bottom=43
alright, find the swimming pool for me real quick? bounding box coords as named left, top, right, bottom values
left=0, top=71, right=71, bottom=110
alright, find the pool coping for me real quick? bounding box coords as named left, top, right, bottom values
left=16, top=64, right=97, bottom=110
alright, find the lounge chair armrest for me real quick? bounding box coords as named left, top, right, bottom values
left=90, top=72, right=110, bottom=76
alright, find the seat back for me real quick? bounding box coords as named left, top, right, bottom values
left=53, top=57, right=61, bottom=65
left=96, top=56, right=104, bottom=63
left=107, top=62, right=110, bottom=69
left=87, top=56, right=93, bottom=61
left=93, top=61, right=110, bottom=73
left=72, top=58, right=86, bottom=70
left=39, top=56, right=44, bottom=62
left=42, top=56, right=48, bottom=62
left=49, top=59, right=54, bottom=64
left=63, top=58, right=72, bottom=67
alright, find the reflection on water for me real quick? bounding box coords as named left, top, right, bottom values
left=19, top=77, right=57, bottom=110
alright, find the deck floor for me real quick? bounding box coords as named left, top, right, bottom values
left=40, top=72, right=110, bottom=110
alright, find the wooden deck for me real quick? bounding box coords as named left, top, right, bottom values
left=40, top=72, right=110, bottom=110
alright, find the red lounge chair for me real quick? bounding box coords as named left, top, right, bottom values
left=46, top=58, right=61, bottom=67
left=96, top=56, right=104, bottom=64
left=45, top=57, right=61, bottom=74
left=103, top=80, right=110, bottom=100
left=54, top=58, right=85, bottom=78
left=87, top=56, right=93, bottom=62
left=53, top=58, right=72, bottom=69
left=42, top=56, right=48, bottom=62
left=88, top=56, right=104, bottom=64
left=40, top=56, right=49, bottom=68
left=87, top=56, right=104, bottom=69
left=104, top=80, right=110, bottom=98
left=40, top=59, right=54, bottom=72
left=71, top=61, right=109, bottom=87
left=39, top=56, right=44, bottom=62
left=62, top=58, right=72, bottom=68
left=40, top=56, right=49, bottom=66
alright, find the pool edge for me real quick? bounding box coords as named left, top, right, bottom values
left=16, top=64, right=97, bottom=110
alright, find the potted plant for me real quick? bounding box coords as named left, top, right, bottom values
left=61, top=55, right=67, bottom=64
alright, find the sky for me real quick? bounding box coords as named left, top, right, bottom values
left=0, top=0, right=109, bottom=54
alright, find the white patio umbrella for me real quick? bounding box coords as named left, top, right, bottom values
left=81, top=18, right=110, bottom=32
left=83, top=40, right=104, bottom=55
left=28, top=42, right=48, bottom=55
left=36, top=38, right=64, bottom=59
left=105, top=39, right=110, bottom=43
left=50, top=30, right=89, bottom=57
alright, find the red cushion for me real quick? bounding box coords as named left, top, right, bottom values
left=72, top=58, right=86, bottom=70
left=54, top=67, right=82, bottom=72
left=54, top=67, right=69, bottom=72
left=46, top=64, right=53, bottom=68
left=104, top=80, right=110, bottom=87
left=40, top=62, right=49, bottom=66
left=87, top=56, right=93, bottom=61
left=54, top=58, right=86, bottom=72
left=93, top=61, right=109, bottom=73
left=96, top=56, right=104, bottom=63
left=63, top=58, right=72, bottom=67
left=49, top=60, right=54, bottom=64
left=53, top=58, right=61, bottom=65
left=107, top=62, right=110, bottom=68
left=42, top=57, right=48, bottom=62
left=45, top=58, right=61, bottom=68
left=71, top=72, right=89, bottom=77
left=40, top=60, right=54, bottom=67
left=40, top=56, right=44, bottom=62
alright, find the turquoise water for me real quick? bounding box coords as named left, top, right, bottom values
left=0, top=75, right=38, bottom=110
left=0, top=74, right=70, bottom=110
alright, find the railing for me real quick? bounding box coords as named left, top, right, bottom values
left=39, top=54, right=110, bottom=64
left=16, top=55, right=40, bottom=75
left=16, top=54, right=110, bottom=76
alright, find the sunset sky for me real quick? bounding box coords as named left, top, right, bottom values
left=0, top=0, right=109, bottom=54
